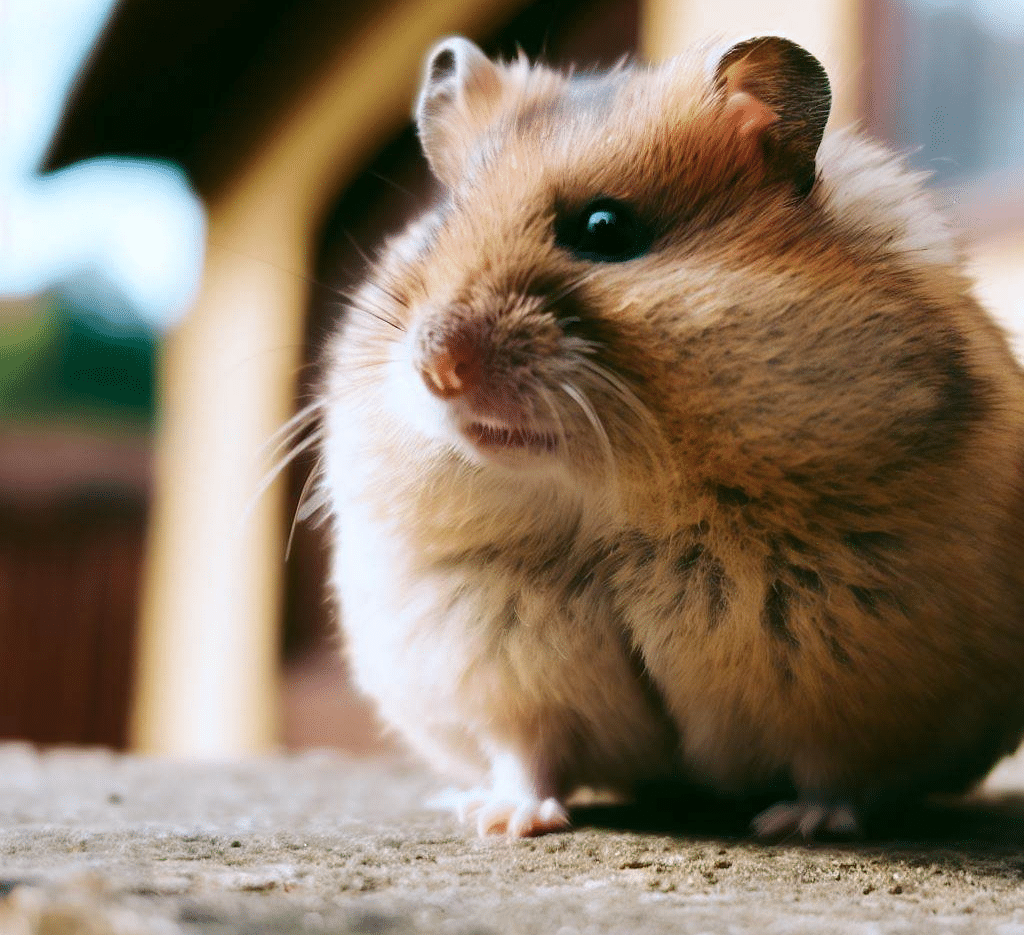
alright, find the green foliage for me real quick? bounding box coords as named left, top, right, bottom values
left=0, top=295, right=156, bottom=430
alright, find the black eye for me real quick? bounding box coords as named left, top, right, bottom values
left=556, top=198, right=651, bottom=262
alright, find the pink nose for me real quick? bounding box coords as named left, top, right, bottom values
left=419, top=335, right=482, bottom=399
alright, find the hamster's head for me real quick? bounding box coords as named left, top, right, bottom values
left=329, top=35, right=982, bottom=519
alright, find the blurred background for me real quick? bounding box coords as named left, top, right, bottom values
left=0, top=0, right=1021, bottom=757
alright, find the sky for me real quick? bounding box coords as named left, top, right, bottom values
left=0, top=0, right=206, bottom=331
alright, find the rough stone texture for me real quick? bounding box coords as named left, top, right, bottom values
left=1, top=744, right=1024, bottom=934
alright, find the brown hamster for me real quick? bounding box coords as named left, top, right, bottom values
left=319, top=34, right=1024, bottom=839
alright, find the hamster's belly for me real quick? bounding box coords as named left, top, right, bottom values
left=332, top=513, right=679, bottom=792
left=616, top=540, right=1024, bottom=801
left=331, top=495, right=1024, bottom=801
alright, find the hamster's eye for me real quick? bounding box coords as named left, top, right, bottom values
left=556, top=198, right=651, bottom=263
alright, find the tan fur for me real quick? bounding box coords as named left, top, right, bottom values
left=319, top=37, right=1024, bottom=835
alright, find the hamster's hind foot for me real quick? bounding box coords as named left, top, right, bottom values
left=751, top=800, right=862, bottom=842
left=444, top=787, right=570, bottom=837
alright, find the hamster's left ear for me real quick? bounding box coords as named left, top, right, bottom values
left=713, top=36, right=831, bottom=197
left=415, top=36, right=504, bottom=187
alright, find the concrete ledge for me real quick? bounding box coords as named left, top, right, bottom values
left=2, top=744, right=1023, bottom=934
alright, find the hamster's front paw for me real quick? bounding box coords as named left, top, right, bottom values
left=446, top=787, right=570, bottom=837
left=751, top=800, right=862, bottom=842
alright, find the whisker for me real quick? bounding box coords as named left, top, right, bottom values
left=338, top=238, right=411, bottom=317
left=572, top=355, right=675, bottom=501
left=345, top=293, right=407, bottom=333
left=296, top=470, right=330, bottom=524
left=368, top=170, right=417, bottom=199
left=286, top=457, right=327, bottom=559
left=334, top=357, right=392, bottom=381
left=260, top=398, right=325, bottom=458
left=562, top=335, right=602, bottom=357
left=349, top=307, right=405, bottom=334
left=207, top=237, right=350, bottom=301
left=367, top=281, right=408, bottom=310
left=536, top=383, right=570, bottom=453
left=259, top=419, right=323, bottom=486
left=343, top=283, right=400, bottom=310
left=245, top=427, right=324, bottom=528
left=560, top=379, right=618, bottom=490
left=341, top=228, right=377, bottom=270
left=537, top=269, right=602, bottom=319
left=575, top=358, right=657, bottom=431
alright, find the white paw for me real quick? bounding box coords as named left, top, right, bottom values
left=752, top=800, right=861, bottom=841
left=439, top=788, right=570, bottom=837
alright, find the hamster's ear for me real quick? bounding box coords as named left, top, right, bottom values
left=415, top=37, right=503, bottom=187
left=713, top=36, right=831, bottom=197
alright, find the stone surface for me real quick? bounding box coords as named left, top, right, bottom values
left=1, top=743, right=1024, bottom=934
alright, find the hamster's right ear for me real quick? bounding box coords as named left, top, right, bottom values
left=415, top=37, right=504, bottom=187
left=713, top=36, right=831, bottom=197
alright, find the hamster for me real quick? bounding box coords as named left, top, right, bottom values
left=318, top=34, right=1024, bottom=839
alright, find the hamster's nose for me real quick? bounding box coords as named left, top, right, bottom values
left=419, top=334, right=483, bottom=399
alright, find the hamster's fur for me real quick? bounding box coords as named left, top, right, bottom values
left=319, top=35, right=1024, bottom=838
